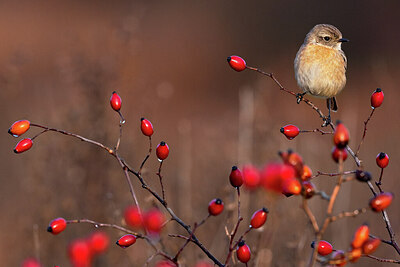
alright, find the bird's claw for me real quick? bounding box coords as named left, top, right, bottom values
left=296, top=93, right=305, bottom=104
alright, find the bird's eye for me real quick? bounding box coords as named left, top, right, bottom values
left=323, top=36, right=331, bottom=41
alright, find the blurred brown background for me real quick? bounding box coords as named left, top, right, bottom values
left=1, top=0, right=400, bottom=266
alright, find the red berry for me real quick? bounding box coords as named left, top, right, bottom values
left=371, top=88, right=384, bottom=108
left=8, top=120, right=30, bottom=137
left=349, top=248, right=362, bottom=263
left=156, top=141, right=169, bottom=160
left=301, top=181, right=316, bottom=199
left=242, top=164, right=260, bottom=190
left=143, top=209, right=165, bottom=234
left=250, top=207, right=269, bottom=228
left=124, top=206, right=143, bottom=229
left=282, top=177, right=301, bottom=196
left=110, top=91, right=122, bottom=111
left=140, top=118, right=154, bottom=137
left=68, top=239, right=91, bottom=267
left=208, top=198, right=224, bottom=216
left=236, top=241, right=251, bottom=263
left=88, top=231, right=109, bottom=255
left=281, top=150, right=303, bottom=168
left=14, top=138, right=33, bottom=154
left=362, top=238, right=381, bottom=255
left=116, top=234, right=136, bottom=248
left=260, top=163, right=296, bottom=193
left=333, top=121, right=349, bottom=148
left=376, top=152, right=389, bottom=168
left=351, top=224, right=369, bottom=249
left=314, top=240, right=333, bottom=256
left=227, top=55, right=246, bottom=72
left=280, top=124, right=300, bottom=140
left=47, top=217, right=67, bottom=235
left=229, top=166, right=243, bottom=188
left=300, top=165, right=313, bottom=181
left=21, top=258, right=41, bottom=267
left=370, top=192, right=393, bottom=212
left=331, top=147, right=348, bottom=163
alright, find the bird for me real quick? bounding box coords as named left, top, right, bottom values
left=294, top=24, right=348, bottom=126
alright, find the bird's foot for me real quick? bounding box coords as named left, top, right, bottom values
left=296, top=92, right=306, bottom=104
left=321, top=116, right=331, bottom=127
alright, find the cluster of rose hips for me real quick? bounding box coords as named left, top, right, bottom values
left=314, top=224, right=381, bottom=265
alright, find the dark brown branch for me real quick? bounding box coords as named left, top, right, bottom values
left=139, top=136, right=152, bottom=175
left=300, top=129, right=334, bottom=135
left=302, top=199, right=319, bottom=232
left=364, top=254, right=400, bottom=264
left=355, top=108, right=375, bottom=157
left=157, top=161, right=166, bottom=202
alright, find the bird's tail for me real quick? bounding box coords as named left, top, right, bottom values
left=327, top=97, right=338, bottom=112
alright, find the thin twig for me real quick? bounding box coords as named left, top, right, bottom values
left=363, top=254, right=400, bottom=264
left=329, top=208, right=367, bottom=223
left=302, top=199, right=319, bottom=232
left=157, top=161, right=166, bottom=202
left=312, top=170, right=356, bottom=179
left=67, top=219, right=142, bottom=236
left=139, top=136, right=152, bottom=175
left=300, top=129, right=334, bottom=135
left=355, top=108, right=375, bottom=157
left=173, top=223, right=198, bottom=262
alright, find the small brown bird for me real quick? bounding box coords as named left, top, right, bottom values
left=294, top=24, right=348, bottom=125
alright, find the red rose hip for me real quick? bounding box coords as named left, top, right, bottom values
left=227, top=55, right=246, bottom=72
left=208, top=198, right=224, bottom=216
left=229, top=166, right=243, bottom=188
left=236, top=241, right=251, bottom=263
left=376, top=152, right=389, bottom=168
left=280, top=124, right=300, bottom=140
left=156, top=141, right=169, bottom=160
left=140, top=118, right=154, bottom=137
left=351, top=224, right=369, bottom=249
left=110, top=91, right=122, bottom=111
left=250, top=207, right=269, bottom=228
left=47, top=217, right=67, bottom=235
left=116, top=234, right=136, bottom=248
left=333, top=121, right=349, bottom=148
left=370, top=192, right=393, bottom=212
left=331, top=147, right=348, bottom=163
left=124, top=205, right=143, bottom=228
left=88, top=231, right=109, bottom=254
left=371, top=88, right=384, bottom=108
left=8, top=120, right=30, bottom=137
left=14, top=138, right=33, bottom=153
left=314, top=240, right=333, bottom=256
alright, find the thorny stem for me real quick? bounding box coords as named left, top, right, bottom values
left=311, top=170, right=356, bottom=179
left=29, top=123, right=224, bottom=266
left=355, top=108, right=375, bottom=157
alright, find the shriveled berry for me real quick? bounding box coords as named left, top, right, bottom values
left=8, top=120, right=30, bottom=137
left=362, top=238, right=381, bottom=255
left=116, top=234, right=136, bottom=248
left=140, top=118, right=154, bottom=137
left=280, top=125, right=300, bottom=140
left=371, top=88, right=384, bottom=108
left=370, top=192, right=393, bottom=212
left=47, top=217, right=67, bottom=235
left=376, top=152, right=389, bottom=168
left=227, top=56, right=246, bottom=72
left=156, top=141, right=169, bottom=160
left=14, top=138, right=33, bottom=153
left=333, top=121, right=349, bottom=148
left=110, top=91, right=122, bottom=111
left=355, top=170, right=372, bottom=182
left=351, top=224, right=369, bottom=249
left=302, top=181, right=316, bottom=199
left=250, top=207, right=269, bottom=228
left=208, top=198, right=224, bottom=216
left=332, top=147, right=348, bottom=163
left=236, top=241, right=251, bottom=263
left=229, top=166, right=243, bottom=188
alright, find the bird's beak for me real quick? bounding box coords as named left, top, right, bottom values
left=338, top=38, right=349, bottom=42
